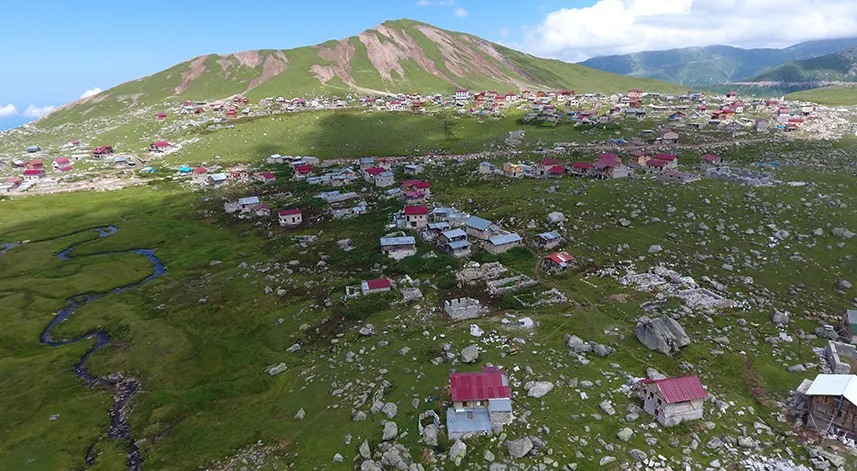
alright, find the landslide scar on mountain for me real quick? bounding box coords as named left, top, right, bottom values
left=415, top=25, right=514, bottom=83
left=311, top=40, right=356, bottom=86
left=175, top=56, right=208, bottom=94
left=358, top=25, right=457, bottom=86
left=247, top=51, right=290, bottom=90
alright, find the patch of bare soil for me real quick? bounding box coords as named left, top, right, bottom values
left=310, top=40, right=356, bottom=86
left=462, top=36, right=534, bottom=87
left=358, top=25, right=457, bottom=86
left=415, top=25, right=516, bottom=84
left=175, top=56, right=208, bottom=94
left=247, top=51, right=290, bottom=90
left=10, top=176, right=143, bottom=197
left=233, top=50, right=263, bottom=68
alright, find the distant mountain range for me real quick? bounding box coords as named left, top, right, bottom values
left=43, top=19, right=684, bottom=127
left=748, top=47, right=857, bottom=83
left=578, top=38, right=857, bottom=86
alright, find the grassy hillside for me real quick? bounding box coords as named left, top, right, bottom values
left=37, top=19, right=685, bottom=129
left=750, top=47, right=857, bottom=82
left=580, top=38, right=857, bottom=86
left=786, top=85, right=857, bottom=105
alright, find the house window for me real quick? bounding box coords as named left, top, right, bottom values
left=837, top=410, right=844, bottom=418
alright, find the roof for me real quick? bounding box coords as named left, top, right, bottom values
left=488, top=233, right=522, bottom=246
left=700, top=154, right=721, bottom=162
left=428, top=222, right=451, bottom=230
left=546, top=252, right=574, bottom=264
left=279, top=209, right=302, bottom=216
left=152, top=141, right=171, bottom=147
left=295, top=164, right=312, bottom=173
left=655, top=153, right=677, bottom=161
left=404, top=206, right=429, bottom=215
left=362, top=278, right=392, bottom=290
left=538, top=158, right=559, bottom=166
left=630, top=151, right=649, bottom=157
left=592, top=160, right=617, bottom=169
left=599, top=153, right=620, bottom=161
left=23, top=169, right=42, bottom=175
left=359, top=157, right=375, bottom=164
left=549, top=165, right=566, bottom=174
left=847, top=310, right=857, bottom=333
left=192, top=167, right=207, bottom=174
left=366, top=167, right=386, bottom=175
left=537, top=231, right=561, bottom=240
left=446, top=240, right=471, bottom=250
left=58, top=166, right=72, bottom=172
left=646, top=160, right=668, bottom=167
left=572, top=162, right=592, bottom=169
left=441, top=228, right=467, bottom=239
left=380, top=236, right=416, bottom=246
left=450, top=368, right=511, bottom=402
left=209, top=173, right=228, bottom=181
left=466, top=216, right=492, bottom=231
left=646, top=375, right=708, bottom=403
left=238, top=197, right=260, bottom=205
left=806, top=374, right=857, bottom=406
left=29, top=160, right=43, bottom=165
left=259, top=172, right=276, bottom=180
left=55, top=158, right=70, bottom=164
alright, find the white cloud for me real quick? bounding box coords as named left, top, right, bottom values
left=22, top=105, right=57, bottom=118
left=527, top=0, right=857, bottom=61
left=499, top=27, right=510, bottom=39
left=0, top=104, right=17, bottom=118
left=80, top=87, right=102, bottom=99
left=454, top=7, right=469, bottom=17
left=416, top=0, right=454, bottom=5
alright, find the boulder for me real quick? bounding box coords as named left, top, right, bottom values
left=381, top=444, right=412, bottom=470
left=617, top=427, right=633, bottom=442
left=771, top=309, right=789, bottom=325
left=359, top=440, right=372, bottom=459
left=635, top=315, right=691, bottom=355
left=648, top=244, right=663, bottom=253
left=422, top=424, right=438, bottom=446
left=564, top=334, right=592, bottom=353
left=286, top=343, right=301, bottom=353
left=525, top=381, right=555, bottom=398
left=382, top=421, right=398, bottom=441
left=546, top=212, right=566, bottom=225
left=628, top=449, right=647, bottom=462
left=592, top=343, right=613, bottom=357
left=359, top=324, right=376, bottom=336
left=361, top=460, right=383, bottom=471
left=838, top=280, right=853, bottom=290
left=450, top=440, right=467, bottom=466
left=266, top=362, right=288, bottom=376
left=294, top=408, right=306, bottom=420
left=507, top=437, right=534, bottom=458
left=381, top=402, right=398, bottom=419
left=832, top=228, right=855, bottom=239
left=460, top=344, right=480, bottom=363
left=787, top=364, right=807, bottom=373
left=599, top=400, right=616, bottom=415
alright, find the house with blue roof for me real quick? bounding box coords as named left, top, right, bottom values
left=465, top=216, right=494, bottom=240
left=444, top=239, right=472, bottom=258
left=484, top=233, right=522, bottom=254
left=535, top=231, right=562, bottom=250
left=845, top=310, right=857, bottom=344
left=380, top=236, right=417, bottom=260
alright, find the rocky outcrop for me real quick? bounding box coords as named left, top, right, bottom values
left=635, top=315, right=691, bottom=354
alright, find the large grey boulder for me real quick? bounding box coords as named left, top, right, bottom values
left=635, top=315, right=691, bottom=354
left=359, top=440, right=372, bottom=459
left=381, top=444, right=412, bottom=470
left=422, top=424, right=438, bottom=446
left=771, top=309, right=789, bottom=325
left=832, top=228, right=855, bottom=239
left=565, top=334, right=592, bottom=353
left=546, top=212, right=566, bottom=225
left=381, top=402, right=398, bottom=419
left=507, top=437, right=534, bottom=458
left=361, top=460, right=383, bottom=471
left=382, top=421, right=398, bottom=441
left=450, top=440, right=467, bottom=466
left=460, top=344, right=480, bottom=363
left=525, top=381, right=554, bottom=398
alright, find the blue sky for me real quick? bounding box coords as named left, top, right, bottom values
left=2, top=0, right=855, bottom=130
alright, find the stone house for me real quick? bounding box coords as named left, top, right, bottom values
left=404, top=164, right=424, bottom=175
left=641, top=375, right=708, bottom=427
left=653, top=153, right=678, bottom=169
left=444, top=239, right=472, bottom=258
left=479, top=162, right=496, bottom=174
left=380, top=236, right=417, bottom=260
left=628, top=151, right=651, bottom=168
left=207, top=173, right=228, bottom=187
left=700, top=154, right=722, bottom=166
left=804, top=374, right=857, bottom=436
left=542, top=252, right=574, bottom=272
left=363, top=167, right=386, bottom=183
left=374, top=171, right=395, bottom=188
left=484, top=233, right=522, bottom=254
left=569, top=162, right=592, bottom=177
left=660, top=129, right=679, bottom=144
left=447, top=367, right=513, bottom=440
left=645, top=160, right=668, bottom=173
left=658, top=170, right=696, bottom=184
left=278, top=209, right=302, bottom=227
left=361, top=278, right=392, bottom=295
left=844, top=310, right=857, bottom=344
left=535, top=231, right=562, bottom=250
left=465, top=216, right=494, bottom=240
left=238, top=196, right=260, bottom=209
left=535, top=158, right=559, bottom=178
left=404, top=206, right=429, bottom=230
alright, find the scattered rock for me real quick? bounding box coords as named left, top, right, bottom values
left=450, top=440, right=467, bottom=466
left=460, top=344, right=480, bottom=363
left=525, top=381, right=555, bottom=398
left=635, top=315, right=691, bottom=355
left=507, top=437, right=534, bottom=458
left=382, top=421, right=398, bottom=441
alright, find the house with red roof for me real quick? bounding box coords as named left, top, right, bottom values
left=93, top=146, right=114, bottom=158
left=645, top=159, right=668, bottom=173
left=542, top=252, right=574, bottom=272
left=155, top=113, right=167, bottom=120
left=256, top=172, right=276, bottom=183
left=653, top=153, right=678, bottom=169
left=294, top=165, right=313, bottom=180
left=628, top=151, right=651, bottom=168
left=23, top=169, right=44, bottom=181
left=69, top=139, right=80, bottom=146
left=569, top=161, right=592, bottom=177
left=401, top=180, right=431, bottom=197
left=363, top=167, right=387, bottom=182
left=699, top=154, right=722, bottom=166
left=627, top=89, right=643, bottom=100
left=53, top=158, right=71, bottom=170
left=27, top=160, right=44, bottom=170
left=361, top=278, right=392, bottom=295
left=278, top=209, right=302, bottom=227
left=149, top=141, right=173, bottom=152
left=592, top=156, right=629, bottom=180
left=640, top=375, right=708, bottom=426
left=191, top=168, right=209, bottom=184
left=535, top=158, right=559, bottom=178
left=447, top=367, right=513, bottom=440
left=403, top=206, right=429, bottom=230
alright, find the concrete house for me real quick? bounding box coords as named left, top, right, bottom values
left=364, top=167, right=386, bottom=183
left=536, top=158, right=560, bottom=178
left=660, top=129, right=679, bottom=144
left=592, top=158, right=629, bottom=180
left=484, top=233, right=522, bottom=254
left=380, top=236, right=417, bottom=260
left=207, top=173, right=228, bottom=187
left=628, top=151, right=651, bottom=168
left=361, top=278, right=392, bottom=295
left=503, top=162, right=526, bottom=178
left=654, top=153, right=678, bottom=169
left=23, top=169, right=44, bottom=181
left=700, top=154, right=722, bottom=166
left=238, top=197, right=260, bottom=209
left=294, top=165, right=313, bottom=180
left=465, top=216, right=494, bottom=240
left=404, top=164, right=424, bottom=175
left=844, top=310, right=857, bottom=344
left=149, top=141, right=173, bottom=152
left=374, top=171, right=395, bottom=188
left=191, top=168, right=208, bottom=184
left=278, top=209, right=302, bottom=227
left=447, top=367, right=513, bottom=440
left=569, top=161, right=592, bottom=177
left=479, top=162, right=496, bottom=174
left=641, top=375, right=708, bottom=427
left=359, top=157, right=375, bottom=171
left=803, top=374, right=857, bottom=435
left=535, top=231, right=562, bottom=250
left=455, top=89, right=469, bottom=102
left=542, top=252, right=574, bottom=272
left=404, top=206, right=429, bottom=230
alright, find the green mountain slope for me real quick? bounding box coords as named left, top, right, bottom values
left=749, top=47, right=857, bottom=82
left=579, top=38, right=857, bottom=86
left=786, top=85, right=857, bottom=106
left=41, top=19, right=685, bottom=127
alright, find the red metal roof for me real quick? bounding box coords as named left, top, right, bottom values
left=259, top=172, right=275, bottom=179
left=295, top=165, right=312, bottom=174
left=654, top=153, right=676, bottom=161
left=404, top=206, right=429, bottom=215
left=450, top=367, right=511, bottom=402
left=700, top=154, right=721, bottom=162
left=648, top=375, right=708, bottom=403
left=23, top=169, right=42, bottom=175
left=646, top=160, right=667, bottom=167
left=630, top=151, right=648, bottom=157
left=549, top=165, right=565, bottom=174
left=58, top=166, right=72, bottom=172
left=152, top=141, right=171, bottom=147
left=366, top=167, right=386, bottom=175
left=598, top=153, right=620, bottom=161
left=364, top=278, right=392, bottom=290
left=193, top=167, right=207, bottom=174
left=572, top=162, right=592, bottom=169
left=279, top=209, right=302, bottom=216
left=29, top=160, right=43, bottom=165
left=592, top=159, right=617, bottom=169
left=55, top=158, right=70, bottom=164
left=155, top=113, right=167, bottom=118
left=546, top=252, right=573, bottom=264
left=539, top=158, right=559, bottom=166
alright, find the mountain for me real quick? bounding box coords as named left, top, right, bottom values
left=748, top=47, right=857, bottom=83
left=42, top=19, right=684, bottom=126
left=578, top=38, right=857, bottom=86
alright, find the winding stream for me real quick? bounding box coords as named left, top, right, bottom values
left=4, top=226, right=165, bottom=470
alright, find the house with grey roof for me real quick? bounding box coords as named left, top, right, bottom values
left=535, top=231, right=562, bottom=250
left=465, top=216, right=494, bottom=240
left=844, top=310, right=857, bottom=344
left=444, top=239, right=472, bottom=258
left=238, top=196, right=260, bottom=209
left=374, top=171, right=395, bottom=188
left=484, top=233, right=522, bottom=254
left=380, top=236, right=417, bottom=260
